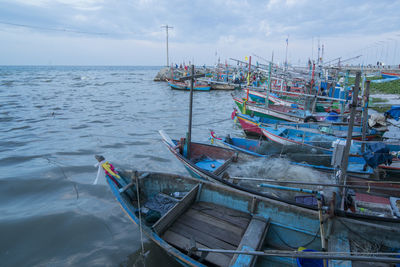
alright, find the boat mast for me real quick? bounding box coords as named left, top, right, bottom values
left=340, top=71, right=361, bottom=209
left=186, top=65, right=194, bottom=159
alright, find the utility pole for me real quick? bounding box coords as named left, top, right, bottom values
left=161, top=25, right=173, bottom=67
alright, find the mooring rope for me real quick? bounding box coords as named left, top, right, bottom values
left=135, top=171, right=146, bottom=265
left=45, top=157, right=79, bottom=199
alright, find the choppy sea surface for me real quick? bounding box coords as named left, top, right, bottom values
left=0, top=65, right=246, bottom=267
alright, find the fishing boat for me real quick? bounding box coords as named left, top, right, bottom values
left=259, top=124, right=362, bottom=154
left=246, top=88, right=339, bottom=113
left=209, top=131, right=376, bottom=179
left=381, top=72, right=400, bottom=79
left=233, top=111, right=383, bottom=140
left=168, top=79, right=211, bottom=91
left=210, top=81, right=237, bottom=90
left=209, top=131, right=400, bottom=197
left=100, top=161, right=400, bottom=267
left=233, top=110, right=277, bottom=136
left=160, top=131, right=400, bottom=222
left=233, top=96, right=340, bottom=123
left=168, top=80, right=187, bottom=90
left=259, top=124, right=400, bottom=177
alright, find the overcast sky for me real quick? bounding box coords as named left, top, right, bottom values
left=1, top=0, right=400, bottom=66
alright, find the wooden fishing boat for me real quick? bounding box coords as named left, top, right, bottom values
left=160, top=131, right=400, bottom=222
left=101, top=162, right=400, bottom=267
left=209, top=131, right=400, bottom=197
left=259, top=124, right=362, bottom=154
left=233, top=111, right=274, bottom=136
left=233, top=96, right=338, bottom=123
left=210, top=82, right=236, bottom=90
left=246, top=88, right=338, bottom=113
left=209, top=131, right=376, bottom=179
left=259, top=124, right=400, bottom=177
left=381, top=72, right=400, bottom=79
left=233, top=111, right=383, bottom=140
left=168, top=80, right=187, bottom=90
left=168, top=79, right=211, bottom=91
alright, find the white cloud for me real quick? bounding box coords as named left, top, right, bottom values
left=1, top=0, right=400, bottom=65
left=259, top=20, right=271, bottom=37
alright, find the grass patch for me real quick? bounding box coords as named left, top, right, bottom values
left=370, top=80, right=400, bottom=94
left=369, top=105, right=392, bottom=113
left=342, top=75, right=400, bottom=94
left=370, top=97, right=389, bottom=103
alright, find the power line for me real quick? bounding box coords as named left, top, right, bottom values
left=0, top=21, right=108, bottom=35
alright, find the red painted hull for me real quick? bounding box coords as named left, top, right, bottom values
left=236, top=114, right=262, bottom=136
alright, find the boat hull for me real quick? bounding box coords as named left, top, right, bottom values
left=105, top=168, right=400, bottom=267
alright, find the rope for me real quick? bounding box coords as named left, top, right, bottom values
left=45, top=157, right=79, bottom=199
left=388, top=121, right=400, bottom=129
left=135, top=171, right=146, bottom=264
left=45, top=157, right=115, bottom=241
left=336, top=218, right=382, bottom=247
left=270, top=227, right=320, bottom=250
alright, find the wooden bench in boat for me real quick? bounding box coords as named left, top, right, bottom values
left=152, top=183, right=200, bottom=235
left=163, top=201, right=251, bottom=266
left=214, top=154, right=237, bottom=176
left=162, top=200, right=269, bottom=267
left=229, top=216, right=270, bottom=267
left=192, top=152, right=237, bottom=177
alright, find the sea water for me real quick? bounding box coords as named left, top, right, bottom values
left=0, top=65, right=243, bottom=266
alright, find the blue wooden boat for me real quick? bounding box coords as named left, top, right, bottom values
left=209, top=131, right=374, bottom=178
left=259, top=124, right=362, bottom=155
left=159, top=131, right=400, bottom=222
left=233, top=111, right=383, bottom=140
left=100, top=160, right=400, bottom=266
left=259, top=124, right=400, bottom=176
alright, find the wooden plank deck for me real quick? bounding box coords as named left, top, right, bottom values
left=162, top=201, right=251, bottom=266
left=191, top=201, right=251, bottom=229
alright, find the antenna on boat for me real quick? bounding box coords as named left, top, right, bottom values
left=161, top=25, right=173, bottom=67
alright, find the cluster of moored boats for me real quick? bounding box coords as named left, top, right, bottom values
left=97, top=62, right=400, bottom=266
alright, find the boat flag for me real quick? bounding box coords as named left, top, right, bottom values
left=245, top=56, right=248, bottom=61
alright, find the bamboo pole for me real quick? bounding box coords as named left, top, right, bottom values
left=190, top=248, right=400, bottom=263
left=361, top=80, right=370, bottom=153
left=340, top=70, right=350, bottom=122
left=265, top=62, right=272, bottom=108
left=229, top=176, right=400, bottom=192
left=317, top=195, right=327, bottom=267
left=340, top=71, right=361, bottom=210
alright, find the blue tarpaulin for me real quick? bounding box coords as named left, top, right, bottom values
left=362, top=143, right=393, bottom=169
left=385, top=105, right=400, bottom=121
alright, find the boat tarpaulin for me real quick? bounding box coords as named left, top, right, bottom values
left=385, top=105, right=400, bottom=121
left=362, top=142, right=393, bottom=169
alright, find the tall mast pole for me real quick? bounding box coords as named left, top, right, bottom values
left=161, top=25, right=173, bottom=67
left=285, top=35, right=289, bottom=71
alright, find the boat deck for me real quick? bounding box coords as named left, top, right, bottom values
left=162, top=201, right=252, bottom=266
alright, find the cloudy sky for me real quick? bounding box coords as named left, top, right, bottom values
left=1, top=0, right=400, bottom=66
